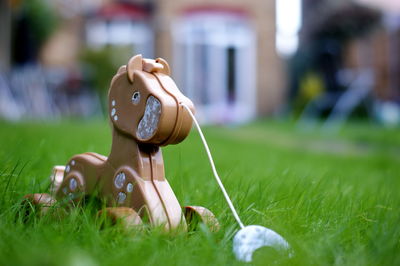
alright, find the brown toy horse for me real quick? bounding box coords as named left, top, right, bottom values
left=23, top=55, right=218, bottom=231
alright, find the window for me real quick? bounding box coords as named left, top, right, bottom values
left=173, top=9, right=256, bottom=123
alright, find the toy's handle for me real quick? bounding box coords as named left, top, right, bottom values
left=181, top=103, right=245, bottom=229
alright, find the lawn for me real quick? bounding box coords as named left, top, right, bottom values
left=0, top=119, right=399, bottom=265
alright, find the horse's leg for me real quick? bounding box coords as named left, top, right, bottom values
left=18, top=193, right=59, bottom=222
left=100, top=166, right=171, bottom=230
left=20, top=167, right=63, bottom=221
left=50, top=165, right=66, bottom=195
left=97, top=207, right=142, bottom=229
left=55, top=153, right=106, bottom=204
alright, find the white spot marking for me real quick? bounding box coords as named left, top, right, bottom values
left=126, top=183, right=134, bottom=193
left=114, top=172, right=125, bottom=189
left=71, top=160, right=75, bottom=166
left=69, top=178, right=77, bottom=191
left=65, top=165, right=70, bottom=173
left=114, top=115, right=118, bottom=121
left=111, top=108, right=116, bottom=116
left=112, top=100, right=116, bottom=106
left=117, top=192, right=126, bottom=204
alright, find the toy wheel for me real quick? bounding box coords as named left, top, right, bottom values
left=184, top=206, right=220, bottom=232
left=19, top=193, right=57, bottom=222
left=97, top=207, right=142, bottom=229
left=50, top=165, right=65, bottom=194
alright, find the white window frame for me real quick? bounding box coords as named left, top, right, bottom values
left=173, top=12, right=257, bottom=124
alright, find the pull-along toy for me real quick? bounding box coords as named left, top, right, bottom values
left=22, top=55, right=290, bottom=262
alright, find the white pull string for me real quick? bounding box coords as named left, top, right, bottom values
left=181, top=103, right=245, bottom=229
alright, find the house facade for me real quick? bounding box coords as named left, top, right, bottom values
left=83, top=0, right=285, bottom=123
left=3, top=0, right=285, bottom=122
left=154, top=1, right=284, bottom=123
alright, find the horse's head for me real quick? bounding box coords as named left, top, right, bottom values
left=108, top=54, right=195, bottom=146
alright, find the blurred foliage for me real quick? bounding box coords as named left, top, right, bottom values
left=80, top=46, right=134, bottom=113
left=11, top=0, right=59, bottom=64
left=302, top=3, right=381, bottom=43
left=292, top=71, right=325, bottom=115
left=289, top=3, right=381, bottom=118
left=22, top=0, right=59, bottom=46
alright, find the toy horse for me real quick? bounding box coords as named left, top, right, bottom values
left=23, top=55, right=218, bottom=231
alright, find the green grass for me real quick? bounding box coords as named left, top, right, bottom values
left=0, top=119, right=399, bottom=265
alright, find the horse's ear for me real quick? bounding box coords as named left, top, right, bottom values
left=111, top=65, right=127, bottom=85
left=155, top=57, right=171, bottom=75
left=117, top=65, right=126, bottom=74
left=127, top=54, right=143, bottom=82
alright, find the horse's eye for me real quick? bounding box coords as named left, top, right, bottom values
left=132, top=91, right=140, bottom=105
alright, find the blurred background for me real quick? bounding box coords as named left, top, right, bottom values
left=0, top=0, right=399, bottom=127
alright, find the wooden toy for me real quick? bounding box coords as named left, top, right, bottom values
left=22, top=55, right=219, bottom=232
